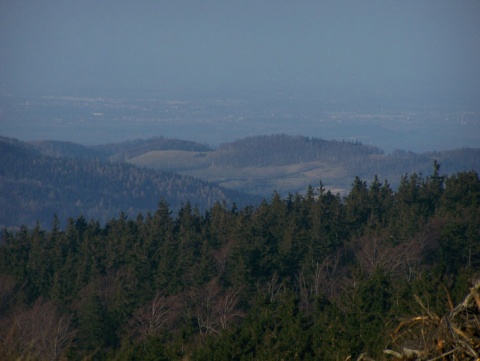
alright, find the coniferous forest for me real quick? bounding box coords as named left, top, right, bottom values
left=1, top=162, right=479, bottom=360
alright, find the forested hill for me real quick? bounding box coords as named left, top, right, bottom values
left=215, top=134, right=383, bottom=167
left=94, top=136, right=213, bottom=162
left=130, top=134, right=480, bottom=196
left=0, top=166, right=479, bottom=360
left=0, top=136, right=258, bottom=229
left=30, top=136, right=213, bottom=162
left=213, top=134, right=480, bottom=179
left=29, top=140, right=109, bottom=160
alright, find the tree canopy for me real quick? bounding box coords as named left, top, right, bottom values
left=0, top=164, right=479, bottom=360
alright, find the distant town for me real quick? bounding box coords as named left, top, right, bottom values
left=1, top=94, right=479, bottom=153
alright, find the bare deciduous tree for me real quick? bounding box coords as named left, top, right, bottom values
left=353, top=232, right=425, bottom=280
left=211, top=239, right=236, bottom=276
left=258, top=273, right=286, bottom=303
left=217, top=286, right=243, bottom=330
left=129, top=292, right=180, bottom=341
left=295, top=253, right=342, bottom=313
left=192, top=278, right=222, bottom=337
left=0, top=297, right=75, bottom=361
left=187, top=278, right=244, bottom=339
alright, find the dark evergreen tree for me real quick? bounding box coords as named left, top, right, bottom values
left=0, top=167, right=478, bottom=360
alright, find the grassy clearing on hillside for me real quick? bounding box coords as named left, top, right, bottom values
left=125, top=135, right=480, bottom=198
left=129, top=150, right=350, bottom=196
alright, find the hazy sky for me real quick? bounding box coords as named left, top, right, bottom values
left=1, top=0, right=480, bottom=105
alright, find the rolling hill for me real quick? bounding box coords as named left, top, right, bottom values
left=127, top=134, right=480, bottom=196
left=2, top=134, right=479, bottom=228
left=0, top=136, right=258, bottom=229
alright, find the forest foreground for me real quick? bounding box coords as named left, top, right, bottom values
left=1, top=162, right=479, bottom=360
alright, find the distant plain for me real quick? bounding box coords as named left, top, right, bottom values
left=1, top=93, right=479, bottom=154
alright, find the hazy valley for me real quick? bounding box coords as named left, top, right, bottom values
left=2, top=94, right=479, bottom=153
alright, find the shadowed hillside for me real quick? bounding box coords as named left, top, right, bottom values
left=0, top=136, right=259, bottom=229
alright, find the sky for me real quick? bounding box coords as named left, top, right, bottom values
left=1, top=0, right=480, bottom=105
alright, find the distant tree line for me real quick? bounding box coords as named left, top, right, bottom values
left=94, top=136, right=213, bottom=162
left=216, top=134, right=384, bottom=167
left=30, top=136, right=214, bottom=162
left=0, top=162, right=479, bottom=360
